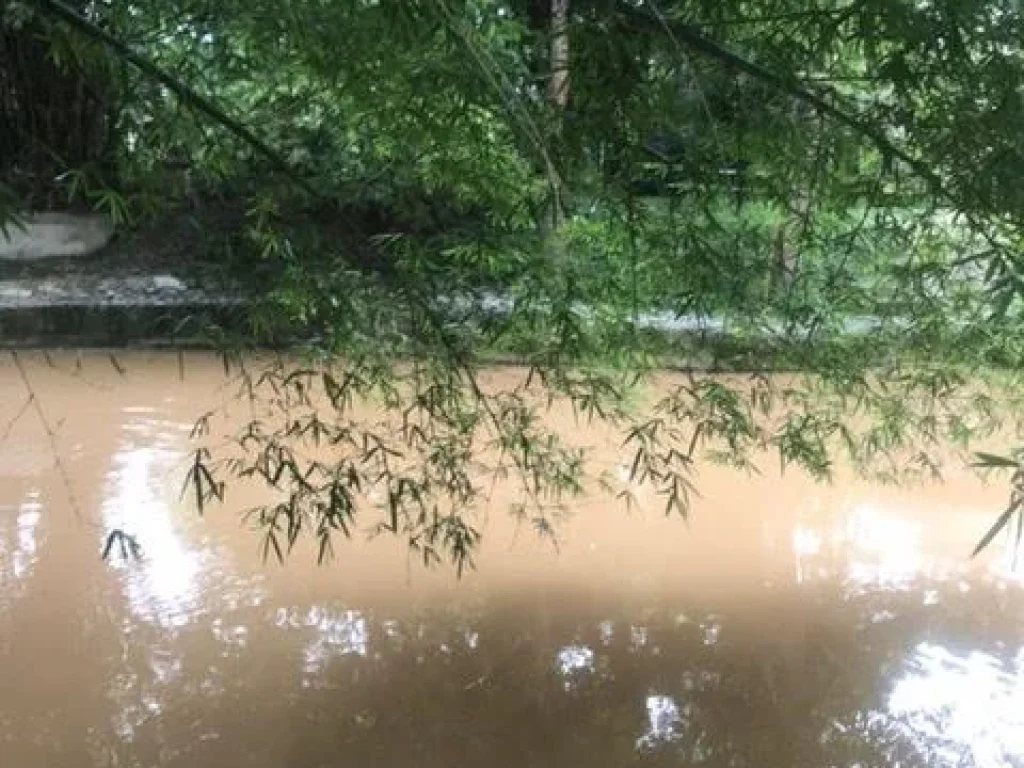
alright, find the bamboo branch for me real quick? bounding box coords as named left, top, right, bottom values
left=32, top=0, right=318, bottom=198
left=640, top=0, right=1012, bottom=267
left=640, top=4, right=946, bottom=198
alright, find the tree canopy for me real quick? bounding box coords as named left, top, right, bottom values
left=6, top=0, right=1024, bottom=571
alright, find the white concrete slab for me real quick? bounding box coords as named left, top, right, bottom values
left=0, top=212, right=113, bottom=260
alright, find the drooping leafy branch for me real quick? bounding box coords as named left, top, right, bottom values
left=9, top=0, right=1024, bottom=568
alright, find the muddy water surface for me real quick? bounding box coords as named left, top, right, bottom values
left=1, top=352, right=1023, bottom=767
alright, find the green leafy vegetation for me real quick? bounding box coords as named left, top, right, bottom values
left=8, top=0, right=1024, bottom=570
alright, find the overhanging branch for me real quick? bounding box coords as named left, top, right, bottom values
left=638, top=3, right=953, bottom=204
left=31, top=0, right=503, bottom=386
left=33, top=0, right=318, bottom=198
left=639, top=0, right=1015, bottom=279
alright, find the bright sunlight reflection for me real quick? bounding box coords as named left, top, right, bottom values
left=842, top=503, right=927, bottom=590
left=300, top=607, right=369, bottom=687
left=0, top=493, right=42, bottom=593
left=555, top=643, right=594, bottom=690
left=791, top=502, right=969, bottom=592
left=102, top=441, right=201, bottom=627
left=888, top=642, right=1024, bottom=768
left=13, top=492, right=41, bottom=582
left=636, top=695, right=684, bottom=751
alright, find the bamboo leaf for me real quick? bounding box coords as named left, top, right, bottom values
left=972, top=501, right=1021, bottom=558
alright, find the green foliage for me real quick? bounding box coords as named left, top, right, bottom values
left=13, top=0, right=1024, bottom=568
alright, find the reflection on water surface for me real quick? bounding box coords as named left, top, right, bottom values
left=0, top=352, right=1023, bottom=767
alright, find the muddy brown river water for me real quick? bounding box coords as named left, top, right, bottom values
left=1, top=352, right=1023, bottom=767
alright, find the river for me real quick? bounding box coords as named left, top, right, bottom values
left=0, top=351, right=1022, bottom=767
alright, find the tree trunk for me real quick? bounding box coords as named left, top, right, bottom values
left=773, top=192, right=810, bottom=292
left=773, top=223, right=798, bottom=291
left=548, top=0, right=570, bottom=110
left=541, top=0, right=569, bottom=238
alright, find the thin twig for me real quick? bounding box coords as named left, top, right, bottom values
left=11, top=351, right=83, bottom=521
left=0, top=395, right=33, bottom=444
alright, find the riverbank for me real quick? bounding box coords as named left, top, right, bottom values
left=0, top=211, right=247, bottom=346
left=0, top=213, right=987, bottom=374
